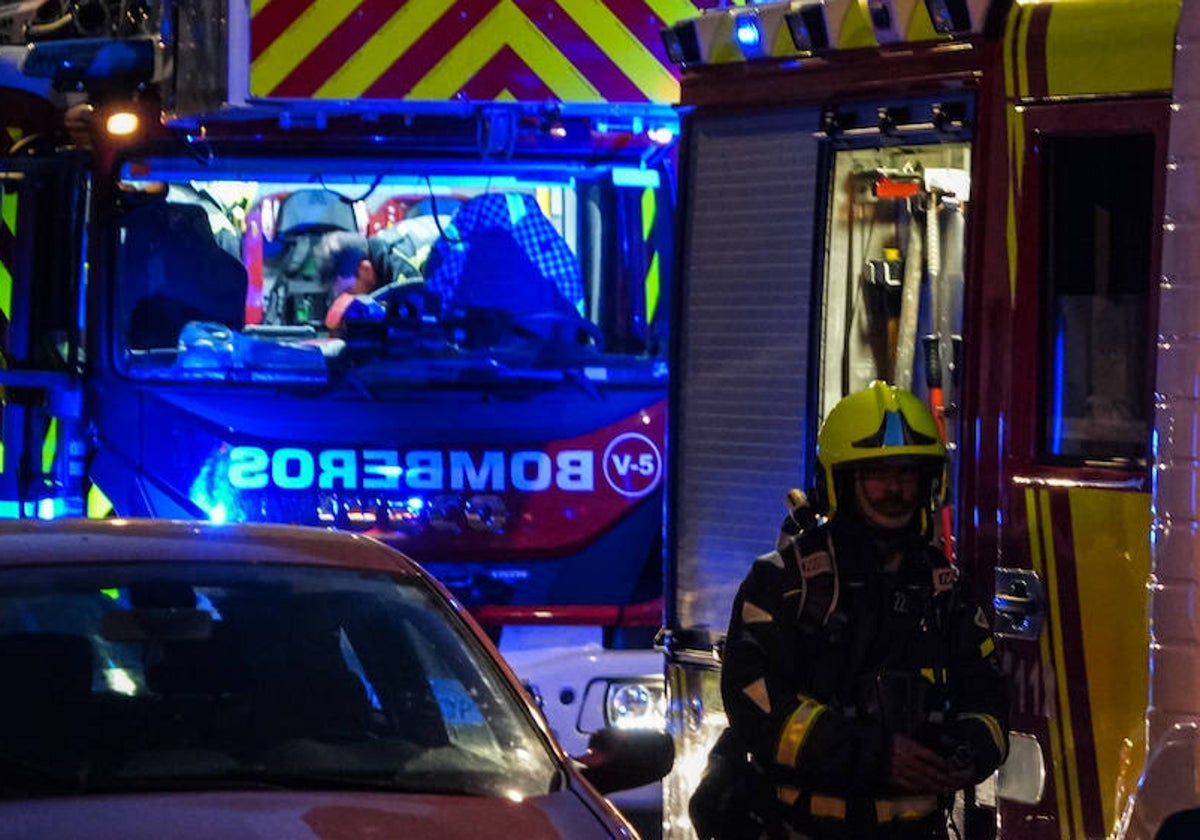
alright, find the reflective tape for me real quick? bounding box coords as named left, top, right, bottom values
left=874, top=795, right=939, bottom=822
left=959, top=711, right=1007, bottom=756
left=777, top=785, right=800, bottom=806
left=775, top=696, right=825, bottom=767
left=810, top=793, right=847, bottom=819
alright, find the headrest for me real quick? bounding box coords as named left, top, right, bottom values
left=277, top=189, right=359, bottom=234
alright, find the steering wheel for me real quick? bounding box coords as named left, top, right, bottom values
left=510, top=311, right=605, bottom=350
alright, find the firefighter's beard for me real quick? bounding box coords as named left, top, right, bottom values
left=853, top=478, right=919, bottom=531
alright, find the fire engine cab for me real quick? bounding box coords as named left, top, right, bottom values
left=0, top=1, right=694, bottom=830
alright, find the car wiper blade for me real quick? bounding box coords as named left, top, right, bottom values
left=87, top=774, right=293, bottom=794
left=102, top=763, right=472, bottom=795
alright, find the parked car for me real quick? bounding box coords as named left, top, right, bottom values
left=501, top=630, right=667, bottom=839
left=0, top=518, right=672, bottom=839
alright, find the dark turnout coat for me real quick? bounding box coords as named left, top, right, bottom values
left=715, top=517, right=1009, bottom=838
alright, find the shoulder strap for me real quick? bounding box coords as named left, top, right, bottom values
left=779, top=527, right=839, bottom=633
left=926, top=547, right=960, bottom=632
left=932, top=561, right=958, bottom=594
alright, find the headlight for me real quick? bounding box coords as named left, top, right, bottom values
left=604, top=679, right=667, bottom=730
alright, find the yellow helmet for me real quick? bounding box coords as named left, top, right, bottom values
left=815, top=381, right=946, bottom=516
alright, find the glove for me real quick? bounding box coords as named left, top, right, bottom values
left=884, top=734, right=974, bottom=795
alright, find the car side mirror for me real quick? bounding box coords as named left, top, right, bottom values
left=1156, top=808, right=1200, bottom=840
left=573, top=727, right=674, bottom=795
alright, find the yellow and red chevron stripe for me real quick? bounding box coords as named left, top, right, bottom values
left=0, top=185, right=15, bottom=464
left=0, top=185, right=15, bottom=335
left=249, top=0, right=706, bottom=104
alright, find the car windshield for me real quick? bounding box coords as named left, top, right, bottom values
left=0, top=562, right=559, bottom=798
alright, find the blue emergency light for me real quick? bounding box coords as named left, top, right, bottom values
left=21, top=36, right=155, bottom=87
left=734, top=16, right=764, bottom=57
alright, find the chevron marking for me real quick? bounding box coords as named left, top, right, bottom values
left=253, top=0, right=362, bottom=96
left=317, top=0, right=451, bottom=99
left=412, top=1, right=598, bottom=101
left=456, top=48, right=555, bottom=101
left=645, top=0, right=706, bottom=25
left=1, top=191, right=15, bottom=238
left=253, top=0, right=692, bottom=102
left=555, top=0, right=676, bottom=101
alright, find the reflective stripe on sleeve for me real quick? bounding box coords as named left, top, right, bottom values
left=810, top=793, right=847, bottom=819
left=775, top=697, right=826, bottom=767
left=875, top=795, right=939, bottom=822
left=959, top=711, right=1006, bottom=755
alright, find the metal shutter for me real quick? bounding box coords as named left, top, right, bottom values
left=672, top=108, right=823, bottom=637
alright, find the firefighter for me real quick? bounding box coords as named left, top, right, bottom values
left=692, top=381, right=1009, bottom=840
left=319, top=232, right=380, bottom=332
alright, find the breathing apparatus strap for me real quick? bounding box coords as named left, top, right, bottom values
left=781, top=531, right=957, bottom=652
left=779, top=529, right=839, bottom=634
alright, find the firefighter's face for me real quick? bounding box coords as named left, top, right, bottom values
left=853, top=461, right=920, bottom=529
left=333, top=259, right=376, bottom=296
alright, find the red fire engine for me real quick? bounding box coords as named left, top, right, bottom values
left=0, top=2, right=706, bottom=832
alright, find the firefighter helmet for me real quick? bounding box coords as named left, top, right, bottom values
left=815, top=380, right=946, bottom=517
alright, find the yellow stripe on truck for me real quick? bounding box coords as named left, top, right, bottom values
left=1006, top=0, right=1033, bottom=101
left=1068, top=487, right=1151, bottom=835
left=1, top=189, right=15, bottom=317
left=1, top=187, right=15, bottom=237
left=0, top=185, right=11, bottom=464
left=1006, top=0, right=1177, bottom=101
left=1040, top=0, right=1176, bottom=98
left=1038, top=489, right=1087, bottom=840
left=1026, top=487, right=1073, bottom=840
left=642, top=188, right=660, bottom=324
left=645, top=0, right=711, bottom=32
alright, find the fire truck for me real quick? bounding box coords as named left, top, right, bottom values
left=0, top=0, right=704, bottom=830
left=658, top=0, right=1196, bottom=839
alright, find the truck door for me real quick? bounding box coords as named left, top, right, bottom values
left=0, top=152, right=88, bottom=518
left=990, top=97, right=1166, bottom=840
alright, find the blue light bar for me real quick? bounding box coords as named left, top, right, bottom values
left=735, top=17, right=763, bottom=56
left=21, top=37, right=155, bottom=87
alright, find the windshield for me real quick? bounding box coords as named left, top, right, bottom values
left=113, top=158, right=668, bottom=388
left=0, top=562, right=559, bottom=798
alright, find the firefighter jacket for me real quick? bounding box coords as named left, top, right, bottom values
left=718, top=516, right=1009, bottom=835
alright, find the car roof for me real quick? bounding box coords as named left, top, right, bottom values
left=0, top=517, right=418, bottom=573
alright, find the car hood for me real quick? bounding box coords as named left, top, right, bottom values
left=0, top=788, right=623, bottom=839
